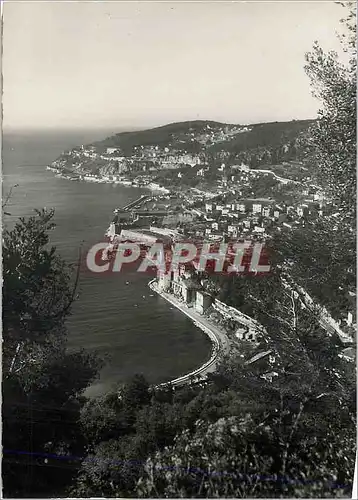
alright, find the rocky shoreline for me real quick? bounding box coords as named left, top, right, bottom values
left=46, top=166, right=170, bottom=193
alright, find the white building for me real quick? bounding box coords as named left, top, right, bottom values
left=157, top=272, right=172, bottom=292
left=252, top=204, right=262, bottom=214
left=107, top=147, right=119, bottom=154
left=236, top=163, right=250, bottom=172
left=314, top=191, right=325, bottom=202
left=205, top=203, right=213, bottom=212
left=228, top=225, right=238, bottom=237
left=235, top=326, right=259, bottom=342
left=196, top=291, right=212, bottom=314
left=347, top=312, right=353, bottom=326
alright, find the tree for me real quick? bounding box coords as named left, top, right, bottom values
left=79, top=393, right=124, bottom=446
left=304, top=3, right=356, bottom=220
left=72, top=439, right=138, bottom=498
left=136, top=413, right=354, bottom=498
left=2, top=209, right=101, bottom=497
left=72, top=288, right=356, bottom=498
left=136, top=299, right=355, bottom=498
left=245, top=4, right=357, bottom=321
left=269, top=223, right=356, bottom=320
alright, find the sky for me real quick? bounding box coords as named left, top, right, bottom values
left=2, top=1, right=347, bottom=130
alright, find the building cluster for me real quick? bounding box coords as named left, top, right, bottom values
left=49, top=123, right=258, bottom=185
left=52, top=143, right=206, bottom=182
left=179, top=190, right=328, bottom=242
left=157, top=265, right=261, bottom=343
left=194, top=124, right=251, bottom=145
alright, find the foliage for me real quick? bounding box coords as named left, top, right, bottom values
left=2, top=209, right=101, bottom=497
left=270, top=222, right=356, bottom=319
left=304, top=3, right=356, bottom=219
left=74, top=119, right=314, bottom=170
left=73, top=291, right=356, bottom=497
left=94, top=120, right=230, bottom=150
left=210, top=120, right=313, bottom=169
left=137, top=414, right=354, bottom=498
left=134, top=296, right=355, bottom=498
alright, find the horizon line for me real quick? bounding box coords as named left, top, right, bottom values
left=3, top=115, right=318, bottom=134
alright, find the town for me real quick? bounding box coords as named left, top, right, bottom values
left=48, top=120, right=356, bottom=343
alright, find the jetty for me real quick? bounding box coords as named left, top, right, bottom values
left=119, top=195, right=150, bottom=212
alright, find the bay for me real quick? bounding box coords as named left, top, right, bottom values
left=2, top=130, right=211, bottom=397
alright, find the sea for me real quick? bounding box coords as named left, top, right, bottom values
left=2, top=129, right=211, bottom=397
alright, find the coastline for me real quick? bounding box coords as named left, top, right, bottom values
left=148, top=279, right=231, bottom=388
left=46, top=166, right=170, bottom=193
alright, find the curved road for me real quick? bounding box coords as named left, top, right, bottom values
left=148, top=280, right=231, bottom=388
left=149, top=275, right=353, bottom=390
left=253, top=168, right=302, bottom=185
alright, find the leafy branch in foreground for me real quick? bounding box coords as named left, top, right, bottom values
left=2, top=208, right=102, bottom=497
left=304, top=3, right=356, bottom=219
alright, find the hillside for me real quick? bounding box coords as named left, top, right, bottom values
left=92, top=119, right=314, bottom=155
left=91, top=120, right=239, bottom=154
left=49, top=118, right=315, bottom=181
left=209, top=119, right=315, bottom=153
left=89, top=118, right=314, bottom=160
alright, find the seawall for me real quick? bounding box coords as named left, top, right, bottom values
left=148, top=279, right=231, bottom=388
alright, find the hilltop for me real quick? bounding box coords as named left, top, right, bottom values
left=48, top=118, right=316, bottom=185
left=91, top=119, right=314, bottom=156
left=92, top=120, right=240, bottom=154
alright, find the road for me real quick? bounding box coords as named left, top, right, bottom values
left=149, top=280, right=231, bottom=388
left=282, top=277, right=353, bottom=345
left=253, top=168, right=302, bottom=185
left=150, top=274, right=354, bottom=390
left=120, top=195, right=150, bottom=211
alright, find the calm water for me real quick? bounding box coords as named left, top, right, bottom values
left=2, top=130, right=211, bottom=397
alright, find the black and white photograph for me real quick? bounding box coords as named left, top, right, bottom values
left=2, top=0, right=357, bottom=498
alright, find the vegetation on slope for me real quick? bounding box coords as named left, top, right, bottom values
left=92, top=118, right=314, bottom=160
left=93, top=120, right=235, bottom=149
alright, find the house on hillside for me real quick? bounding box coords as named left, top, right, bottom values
left=262, top=206, right=271, bottom=217
left=244, top=349, right=278, bottom=381
left=205, top=203, right=213, bottom=212
left=107, top=147, right=120, bottom=154
left=235, top=326, right=260, bottom=342
left=252, top=203, right=262, bottom=214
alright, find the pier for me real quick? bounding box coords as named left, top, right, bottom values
left=119, top=195, right=150, bottom=212
left=132, top=210, right=170, bottom=217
